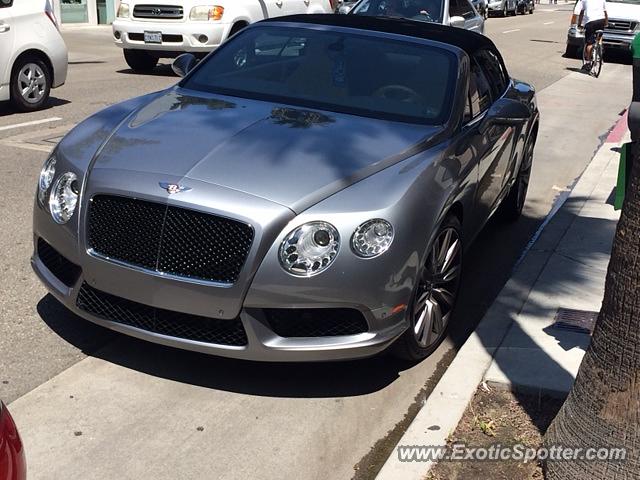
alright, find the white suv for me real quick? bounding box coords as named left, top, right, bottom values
left=0, top=0, right=68, bottom=111
left=112, top=0, right=334, bottom=72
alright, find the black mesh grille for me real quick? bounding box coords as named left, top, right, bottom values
left=37, top=238, right=82, bottom=287
left=264, top=308, right=369, bottom=337
left=87, top=195, right=254, bottom=284
left=76, top=283, right=248, bottom=346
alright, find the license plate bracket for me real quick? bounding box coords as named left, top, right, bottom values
left=144, top=31, right=162, bottom=44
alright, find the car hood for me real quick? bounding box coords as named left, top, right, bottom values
left=606, top=1, right=640, bottom=21
left=92, top=88, right=441, bottom=213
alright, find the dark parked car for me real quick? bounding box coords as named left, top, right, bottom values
left=33, top=16, right=538, bottom=361
left=0, top=402, right=26, bottom=480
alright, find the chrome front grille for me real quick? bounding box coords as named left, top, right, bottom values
left=132, top=4, right=184, bottom=19
left=606, top=19, right=637, bottom=32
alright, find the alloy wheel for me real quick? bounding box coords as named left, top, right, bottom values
left=411, top=227, right=462, bottom=348
left=18, top=63, right=47, bottom=104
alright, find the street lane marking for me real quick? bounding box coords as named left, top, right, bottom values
left=503, top=29, right=521, bottom=33
left=0, top=117, right=62, bottom=132
left=544, top=21, right=555, bottom=24
left=0, top=123, right=73, bottom=153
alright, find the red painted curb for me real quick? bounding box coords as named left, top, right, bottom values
left=606, top=110, right=628, bottom=144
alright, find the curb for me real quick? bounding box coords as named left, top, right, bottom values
left=374, top=112, right=628, bottom=480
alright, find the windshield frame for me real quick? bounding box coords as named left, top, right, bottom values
left=179, top=22, right=461, bottom=126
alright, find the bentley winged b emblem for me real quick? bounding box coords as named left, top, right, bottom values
left=159, top=182, right=192, bottom=194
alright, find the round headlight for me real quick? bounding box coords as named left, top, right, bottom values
left=279, top=221, right=340, bottom=277
left=351, top=219, right=394, bottom=258
left=38, top=156, right=56, bottom=205
left=49, top=172, right=79, bottom=224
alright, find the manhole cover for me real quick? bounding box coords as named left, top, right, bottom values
left=552, top=308, right=598, bottom=334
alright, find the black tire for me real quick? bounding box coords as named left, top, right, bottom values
left=501, top=129, right=537, bottom=222
left=593, top=45, right=603, bottom=78
left=502, top=4, right=508, bottom=15
left=393, top=215, right=463, bottom=361
left=565, top=44, right=580, bottom=58
left=123, top=49, right=157, bottom=72
left=229, top=22, right=247, bottom=37
left=9, top=55, right=51, bottom=112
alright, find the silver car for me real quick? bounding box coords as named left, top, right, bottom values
left=32, top=16, right=538, bottom=362
left=350, top=0, right=485, bottom=33
left=487, top=0, right=517, bottom=16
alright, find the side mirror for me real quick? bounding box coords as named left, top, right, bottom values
left=450, top=15, right=466, bottom=28
left=480, top=98, right=530, bottom=133
left=172, top=53, right=197, bottom=78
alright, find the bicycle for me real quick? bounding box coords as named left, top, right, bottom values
left=582, top=29, right=604, bottom=78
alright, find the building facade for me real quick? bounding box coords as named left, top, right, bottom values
left=52, top=0, right=117, bottom=25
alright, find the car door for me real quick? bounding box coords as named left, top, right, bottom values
left=449, top=0, right=483, bottom=31
left=0, top=0, right=15, bottom=96
left=466, top=59, right=515, bottom=228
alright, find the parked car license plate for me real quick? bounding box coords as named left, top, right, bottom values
left=144, top=31, right=162, bottom=44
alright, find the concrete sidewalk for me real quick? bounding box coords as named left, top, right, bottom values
left=483, top=128, right=624, bottom=395
left=376, top=105, right=627, bottom=480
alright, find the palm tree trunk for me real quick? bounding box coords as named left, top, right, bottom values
left=544, top=141, right=640, bottom=479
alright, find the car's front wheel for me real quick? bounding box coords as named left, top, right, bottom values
left=123, top=49, right=158, bottom=72
left=394, top=215, right=463, bottom=361
left=10, top=56, right=51, bottom=112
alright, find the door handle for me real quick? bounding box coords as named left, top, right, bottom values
left=304, top=0, right=310, bottom=5
left=0, top=23, right=10, bottom=33
left=276, top=0, right=283, bottom=6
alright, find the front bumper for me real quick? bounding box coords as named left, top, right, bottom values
left=487, top=2, right=504, bottom=11
left=32, top=188, right=409, bottom=362
left=112, top=19, right=232, bottom=54
left=567, top=28, right=634, bottom=50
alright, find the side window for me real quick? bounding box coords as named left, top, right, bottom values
left=475, top=50, right=509, bottom=99
left=469, top=61, right=492, bottom=118
left=450, top=0, right=475, bottom=18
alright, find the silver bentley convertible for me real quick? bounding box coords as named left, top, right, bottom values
left=32, top=15, right=539, bottom=361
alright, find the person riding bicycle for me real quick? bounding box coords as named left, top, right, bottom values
left=571, top=0, right=608, bottom=71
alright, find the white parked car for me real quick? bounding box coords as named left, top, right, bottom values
left=0, top=0, right=68, bottom=111
left=112, top=0, right=334, bottom=72
left=566, top=0, right=640, bottom=57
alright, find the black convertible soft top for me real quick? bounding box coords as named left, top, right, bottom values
left=262, top=14, right=499, bottom=56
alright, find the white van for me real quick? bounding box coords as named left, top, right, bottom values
left=112, top=0, right=334, bottom=72
left=0, top=0, right=68, bottom=111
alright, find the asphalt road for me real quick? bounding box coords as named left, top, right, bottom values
left=0, top=7, right=633, bottom=479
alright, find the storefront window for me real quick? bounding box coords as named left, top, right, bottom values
left=61, top=0, right=89, bottom=23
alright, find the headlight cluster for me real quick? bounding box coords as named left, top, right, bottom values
left=117, top=2, right=130, bottom=18
left=279, top=218, right=394, bottom=277
left=190, top=5, right=224, bottom=20
left=279, top=222, right=339, bottom=277
left=351, top=219, right=394, bottom=258
left=38, top=156, right=80, bottom=224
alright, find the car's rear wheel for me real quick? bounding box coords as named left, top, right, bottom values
left=10, top=56, right=51, bottom=112
left=123, top=49, right=158, bottom=72
left=393, top=215, right=463, bottom=361
left=501, top=130, right=536, bottom=221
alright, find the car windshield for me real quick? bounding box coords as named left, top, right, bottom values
left=351, top=0, right=445, bottom=24
left=181, top=26, right=456, bottom=125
